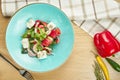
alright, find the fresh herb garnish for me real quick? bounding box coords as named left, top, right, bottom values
left=93, top=61, right=105, bottom=80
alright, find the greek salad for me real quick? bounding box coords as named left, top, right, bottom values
left=21, top=19, right=61, bottom=59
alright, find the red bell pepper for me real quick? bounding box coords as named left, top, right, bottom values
left=94, top=30, right=120, bottom=58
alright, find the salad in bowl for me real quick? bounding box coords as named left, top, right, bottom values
left=21, top=19, right=61, bottom=59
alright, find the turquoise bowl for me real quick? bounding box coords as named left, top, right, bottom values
left=6, top=3, right=74, bottom=72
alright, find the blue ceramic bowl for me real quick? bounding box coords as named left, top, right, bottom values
left=6, top=3, right=74, bottom=72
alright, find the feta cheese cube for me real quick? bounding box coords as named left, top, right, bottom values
left=26, top=19, right=35, bottom=29
left=47, top=22, right=56, bottom=31
left=22, top=38, right=29, bottom=48
left=37, top=50, right=47, bottom=59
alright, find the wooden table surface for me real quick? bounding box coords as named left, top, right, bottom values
left=0, top=0, right=120, bottom=80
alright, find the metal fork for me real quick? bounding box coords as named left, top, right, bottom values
left=0, top=53, right=34, bottom=80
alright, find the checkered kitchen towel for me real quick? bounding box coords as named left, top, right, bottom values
left=1, top=0, right=120, bottom=40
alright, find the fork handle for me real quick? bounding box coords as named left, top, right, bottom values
left=0, top=53, right=19, bottom=71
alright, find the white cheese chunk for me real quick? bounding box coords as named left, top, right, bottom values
left=37, top=50, right=47, bottom=59
left=26, top=19, right=35, bottom=29
left=22, top=38, right=29, bottom=48
left=47, top=22, right=56, bottom=31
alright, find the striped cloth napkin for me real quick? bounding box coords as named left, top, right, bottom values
left=1, top=0, right=120, bottom=40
